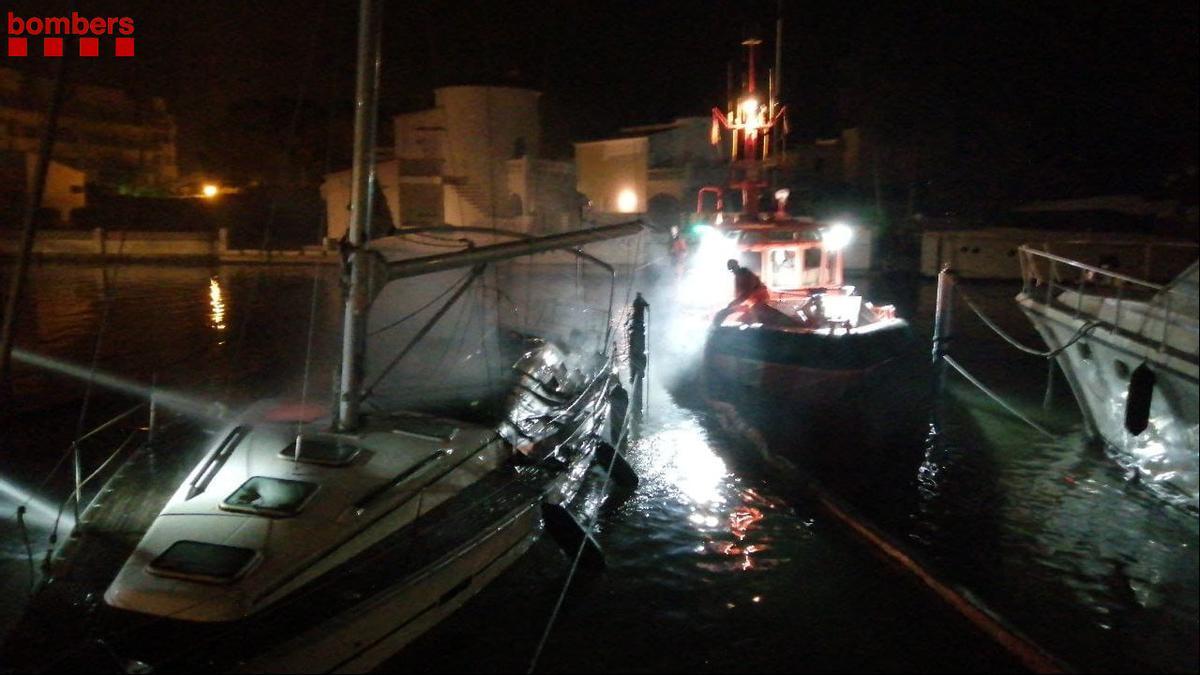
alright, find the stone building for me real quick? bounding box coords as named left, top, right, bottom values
left=574, top=117, right=724, bottom=226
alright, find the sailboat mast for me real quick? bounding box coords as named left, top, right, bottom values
left=337, top=0, right=384, bottom=431
left=774, top=5, right=784, bottom=158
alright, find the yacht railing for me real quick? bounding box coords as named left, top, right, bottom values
left=1018, top=243, right=1197, bottom=356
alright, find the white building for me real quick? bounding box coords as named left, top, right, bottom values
left=322, top=86, right=578, bottom=241
left=0, top=150, right=86, bottom=223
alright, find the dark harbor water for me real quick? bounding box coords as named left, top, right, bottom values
left=1, top=260, right=1196, bottom=673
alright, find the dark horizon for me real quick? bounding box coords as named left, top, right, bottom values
left=5, top=0, right=1198, bottom=209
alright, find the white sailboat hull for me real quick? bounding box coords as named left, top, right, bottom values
left=238, top=503, right=539, bottom=674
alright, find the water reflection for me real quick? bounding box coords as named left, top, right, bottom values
left=629, top=411, right=784, bottom=573
left=208, top=277, right=227, bottom=331
left=635, top=420, right=729, bottom=508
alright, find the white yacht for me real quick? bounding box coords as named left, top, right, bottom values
left=1017, top=245, right=1199, bottom=509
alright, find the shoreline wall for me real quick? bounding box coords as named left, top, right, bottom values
left=0, top=227, right=338, bottom=264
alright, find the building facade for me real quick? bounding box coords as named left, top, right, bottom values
left=323, top=85, right=579, bottom=241
left=0, top=67, right=178, bottom=195
left=575, top=117, right=866, bottom=227
left=574, top=117, right=724, bottom=225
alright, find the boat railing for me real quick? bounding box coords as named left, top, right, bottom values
left=1019, top=243, right=1197, bottom=355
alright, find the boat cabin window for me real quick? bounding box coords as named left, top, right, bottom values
left=220, top=476, right=319, bottom=517
left=280, top=436, right=361, bottom=466
left=389, top=414, right=459, bottom=442
left=802, top=248, right=824, bottom=286
left=765, top=249, right=801, bottom=289
left=147, top=540, right=260, bottom=584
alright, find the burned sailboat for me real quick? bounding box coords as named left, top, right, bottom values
left=0, top=0, right=645, bottom=671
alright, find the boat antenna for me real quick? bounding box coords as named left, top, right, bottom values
left=336, top=0, right=385, bottom=432
left=774, top=0, right=785, bottom=158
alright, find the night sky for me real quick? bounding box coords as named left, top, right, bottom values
left=8, top=0, right=1199, bottom=207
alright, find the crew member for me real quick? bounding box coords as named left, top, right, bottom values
left=727, top=259, right=770, bottom=307
left=669, top=226, right=689, bottom=279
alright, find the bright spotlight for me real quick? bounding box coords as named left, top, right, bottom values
left=616, top=188, right=638, bottom=213
left=823, top=222, right=853, bottom=251
left=681, top=227, right=742, bottom=305
left=201, top=183, right=219, bottom=199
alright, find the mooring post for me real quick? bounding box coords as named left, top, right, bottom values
left=932, top=265, right=956, bottom=396
left=630, top=292, right=649, bottom=416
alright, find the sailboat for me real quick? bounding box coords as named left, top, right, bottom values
left=0, top=1, right=644, bottom=671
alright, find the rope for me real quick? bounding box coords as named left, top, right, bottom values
left=526, top=372, right=636, bottom=674
left=811, top=487, right=1070, bottom=674
left=222, top=0, right=325, bottom=398
left=959, top=289, right=1100, bottom=358
left=362, top=265, right=484, bottom=399
left=292, top=268, right=323, bottom=467
left=944, top=355, right=1056, bottom=439
left=368, top=268, right=476, bottom=336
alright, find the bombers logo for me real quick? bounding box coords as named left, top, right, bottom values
left=7, top=11, right=135, bottom=57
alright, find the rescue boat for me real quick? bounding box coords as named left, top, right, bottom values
left=693, top=39, right=928, bottom=470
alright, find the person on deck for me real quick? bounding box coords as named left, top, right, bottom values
left=714, top=259, right=770, bottom=325
left=669, top=226, right=689, bottom=279
left=727, top=259, right=770, bottom=307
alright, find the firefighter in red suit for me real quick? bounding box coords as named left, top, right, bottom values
left=713, top=259, right=770, bottom=326
left=727, top=259, right=770, bottom=307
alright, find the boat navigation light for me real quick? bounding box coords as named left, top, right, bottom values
left=739, top=97, right=762, bottom=132
left=823, top=222, right=853, bottom=252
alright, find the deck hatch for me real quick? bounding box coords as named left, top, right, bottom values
left=280, top=437, right=361, bottom=466
left=147, top=540, right=260, bottom=584
left=220, top=476, right=319, bottom=517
